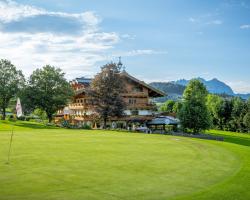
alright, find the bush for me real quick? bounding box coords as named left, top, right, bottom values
left=165, top=125, right=174, bottom=132
left=61, top=119, right=71, bottom=128
left=7, top=115, right=16, bottom=121
left=17, top=116, right=26, bottom=121
left=81, top=123, right=92, bottom=130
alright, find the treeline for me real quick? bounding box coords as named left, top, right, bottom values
left=207, top=94, right=250, bottom=133
left=0, top=59, right=73, bottom=122
left=160, top=80, right=250, bottom=133
left=0, top=59, right=126, bottom=128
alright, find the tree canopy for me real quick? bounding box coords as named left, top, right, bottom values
left=0, top=59, right=25, bottom=120
left=23, top=65, right=73, bottom=122
left=160, top=100, right=175, bottom=113
left=179, top=79, right=211, bottom=133
left=89, top=63, right=125, bottom=128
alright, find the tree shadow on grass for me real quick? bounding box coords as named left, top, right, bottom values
left=209, top=132, right=250, bottom=147
left=0, top=120, right=59, bottom=130
left=222, top=135, right=250, bottom=147
left=16, top=122, right=59, bottom=129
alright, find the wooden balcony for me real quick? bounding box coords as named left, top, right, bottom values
left=126, top=103, right=156, bottom=110
left=68, top=103, right=92, bottom=110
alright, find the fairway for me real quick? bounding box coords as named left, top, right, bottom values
left=0, top=121, right=250, bottom=200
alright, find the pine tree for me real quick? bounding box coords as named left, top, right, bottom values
left=89, top=63, right=125, bottom=128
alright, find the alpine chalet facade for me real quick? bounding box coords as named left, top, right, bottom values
left=57, top=70, right=165, bottom=128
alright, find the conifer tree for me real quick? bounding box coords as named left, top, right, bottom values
left=89, top=63, right=125, bottom=128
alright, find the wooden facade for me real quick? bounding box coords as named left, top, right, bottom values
left=57, top=71, right=165, bottom=126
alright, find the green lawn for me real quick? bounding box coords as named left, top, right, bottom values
left=0, top=121, right=249, bottom=200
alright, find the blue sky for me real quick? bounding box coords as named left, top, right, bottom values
left=0, top=0, right=249, bottom=93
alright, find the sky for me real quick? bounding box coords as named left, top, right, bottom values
left=0, top=0, right=250, bottom=93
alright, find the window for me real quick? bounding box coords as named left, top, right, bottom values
left=129, top=99, right=137, bottom=104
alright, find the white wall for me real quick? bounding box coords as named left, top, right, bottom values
left=124, top=110, right=132, bottom=115
left=138, top=110, right=152, bottom=116
left=124, top=110, right=152, bottom=116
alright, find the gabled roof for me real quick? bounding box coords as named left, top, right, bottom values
left=72, top=71, right=166, bottom=98
left=121, top=71, right=166, bottom=97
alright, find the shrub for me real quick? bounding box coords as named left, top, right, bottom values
left=61, top=119, right=71, bottom=128
left=81, top=123, right=92, bottom=130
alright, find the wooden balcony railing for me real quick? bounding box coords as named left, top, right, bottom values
left=68, top=103, right=92, bottom=110
left=126, top=103, right=156, bottom=110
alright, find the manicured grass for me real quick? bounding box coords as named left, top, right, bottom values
left=207, top=129, right=250, bottom=147
left=0, top=120, right=58, bottom=131
left=0, top=121, right=249, bottom=200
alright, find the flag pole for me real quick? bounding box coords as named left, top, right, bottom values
left=6, top=97, right=22, bottom=165
left=6, top=124, right=14, bottom=164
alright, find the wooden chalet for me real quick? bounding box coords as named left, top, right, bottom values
left=57, top=68, right=165, bottom=128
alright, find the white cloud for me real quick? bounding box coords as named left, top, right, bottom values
left=121, top=34, right=136, bottom=40
left=188, top=14, right=223, bottom=26
left=0, top=31, right=117, bottom=78
left=0, top=0, right=44, bottom=23
left=0, top=0, right=101, bottom=28
left=227, top=81, right=250, bottom=94
left=188, top=17, right=199, bottom=23
left=240, top=24, right=250, bottom=29
left=0, top=0, right=166, bottom=79
left=222, top=1, right=250, bottom=9
left=111, top=49, right=168, bottom=57
left=207, top=20, right=223, bottom=25
left=0, top=0, right=118, bottom=78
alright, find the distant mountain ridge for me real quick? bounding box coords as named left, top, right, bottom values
left=173, top=78, right=234, bottom=95
left=149, top=78, right=250, bottom=101
left=149, top=82, right=185, bottom=102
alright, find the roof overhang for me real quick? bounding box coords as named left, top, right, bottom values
left=121, top=72, right=166, bottom=97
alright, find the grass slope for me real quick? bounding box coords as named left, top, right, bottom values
left=0, top=121, right=249, bottom=200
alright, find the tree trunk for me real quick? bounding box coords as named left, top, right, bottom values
left=103, top=117, right=107, bottom=129
left=2, top=107, right=6, bottom=120
left=48, top=113, right=53, bottom=123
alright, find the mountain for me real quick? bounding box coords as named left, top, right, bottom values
left=236, top=93, right=250, bottom=100
left=149, top=82, right=185, bottom=102
left=150, top=82, right=185, bottom=95
left=150, top=78, right=250, bottom=101
left=174, top=78, right=234, bottom=95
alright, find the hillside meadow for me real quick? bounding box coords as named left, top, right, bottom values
left=0, top=120, right=249, bottom=200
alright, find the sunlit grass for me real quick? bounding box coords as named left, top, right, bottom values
left=0, top=120, right=249, bottom=200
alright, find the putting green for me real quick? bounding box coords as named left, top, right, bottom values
left=1, top=125, right=248, bottom=200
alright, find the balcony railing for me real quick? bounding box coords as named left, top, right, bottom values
left=126, top=103, right=156, bottom=110
left=68, top=103, right=92, bottom=110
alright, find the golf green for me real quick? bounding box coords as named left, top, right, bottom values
left=0, top=121, right=249, bottom=200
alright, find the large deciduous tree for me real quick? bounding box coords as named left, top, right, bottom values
left=25, top=65, right=73, bottom=122
left=179, top=79, right=211, bottom=133
left=0, top=59, right=25, bottom=120
left=160, top=100, right=175, bottom=113
left=89, top=63, right=125, bottom=129
left=206, top=94, right=223, bottom=128
left=173, top=101, right=183, bottom=115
